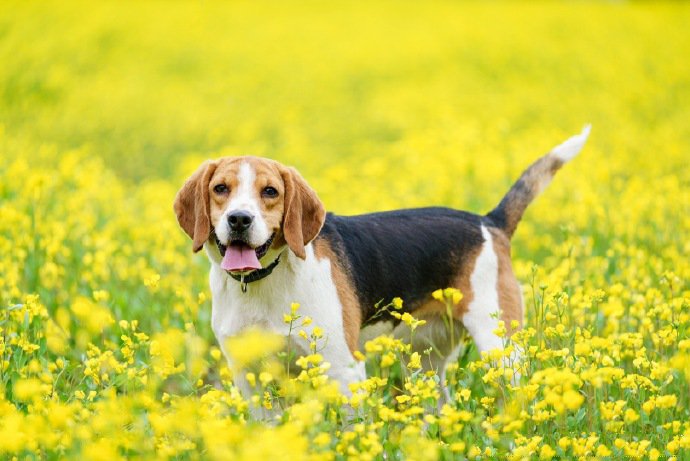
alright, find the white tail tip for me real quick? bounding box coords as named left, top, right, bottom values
left=551, top=124, right=591, bottom=162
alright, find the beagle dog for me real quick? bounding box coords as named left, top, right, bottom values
left=174, top=126, right=591, bottom=396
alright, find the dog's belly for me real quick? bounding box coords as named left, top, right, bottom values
left=359, top=320, right=395, bottom=347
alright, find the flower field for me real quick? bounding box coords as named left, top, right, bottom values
left=1, top=1, right=690, bottom=459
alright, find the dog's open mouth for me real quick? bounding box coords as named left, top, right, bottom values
left=216, top=233, right=275, bottom=273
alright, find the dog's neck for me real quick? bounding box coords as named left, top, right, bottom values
left=226, top=254, right=283, bottom=292
left=206, top=242, right=313, bottom=292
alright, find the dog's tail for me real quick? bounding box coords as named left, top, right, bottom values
left=486, top=125, right=591, bottom=238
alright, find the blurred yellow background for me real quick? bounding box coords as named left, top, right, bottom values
left=3, top=1, right=688, bottom=190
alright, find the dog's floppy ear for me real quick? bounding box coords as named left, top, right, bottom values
left=174, top=160, right=218, bottom=253
left=280, top=166, right=326, bottom=259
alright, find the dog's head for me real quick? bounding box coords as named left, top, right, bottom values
left=174, top=157, right=325, bottom=273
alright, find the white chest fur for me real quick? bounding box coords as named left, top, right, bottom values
left=207, top=243, right=365, bottom=391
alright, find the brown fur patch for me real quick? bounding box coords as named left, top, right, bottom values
left=249, top=159, right=287, bottom=235
left=489, top=227, right=523, bottom=334
left=279, top=165, right=326, bottom=259
left=208, top=159, right=241, bottom=227
left=174, top=160, right=218, bottom=252
left=314, top=239, right=361, bottom=354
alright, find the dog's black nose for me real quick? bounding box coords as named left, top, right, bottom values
left=228, top=211, right=253, bottom=232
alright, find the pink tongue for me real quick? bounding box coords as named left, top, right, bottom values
left=221, top=245, right=262, bottom=271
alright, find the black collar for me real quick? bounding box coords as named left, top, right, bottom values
left=227, top=255, right=281, bottom=293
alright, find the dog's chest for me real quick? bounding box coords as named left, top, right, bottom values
left=208, top=250, right=346, bottom=344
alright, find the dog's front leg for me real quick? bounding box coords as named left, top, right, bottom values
left=226, top=360, right=281, bottom=421
left=228, top=367, right=253, bottom=402
left=215, top=333, right=277, bottom=421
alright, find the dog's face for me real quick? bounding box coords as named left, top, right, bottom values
left=174, top=156, right=325, bottom=272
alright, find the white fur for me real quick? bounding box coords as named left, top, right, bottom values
left=461, top=225, right=503, bottom=353
left=551, top=124, right=591, bottom=162
left=215, top=161, right=271, bottom=249
left=207, top=242, right=365, bottom=396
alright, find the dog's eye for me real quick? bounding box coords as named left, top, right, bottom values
left=213, top=184, right=229, bottom=194
left=262, top=186, right=278, bottom=198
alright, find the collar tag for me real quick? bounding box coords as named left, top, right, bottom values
left=228, top=255, right=282, bottom=293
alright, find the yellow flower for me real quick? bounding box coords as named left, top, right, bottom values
left=381, top=352, right=396, bottom=368
left=558, top=437, right=570, bottom=450
left=450, top=290, right=463, bottom=305
left=539, top=444, right=556, bottom=460
left=493, top=320, right=507, bottom=338
left=313, top=433, right=331, bottom=447
left=143, top=273, right=161, bottom=290
left=450, top=442, right=466, bottom=452
left=263, top=391, right=273, bottom=410
left=624, top=408, right=640, bottom=424
left=45, top=318, right=68, bottom=354
left=408, top=352, right=422, bottom=370
left=71, top=296, right=114, bottom=334
left=259, top=372, right=273, bottom=385
left=655, top=394, right=677, bottom=409
left=224, top=328, right=285, bottom=368
left=13, top=378, right=45, bottom=402
left=296, top=353, right=323, bottom=369
left=467, top=446, right=481, bottom=457
left=596, top=444, right=612, bottom=457
left=396, top=395, right=411, bottom=404
left=210, top=347, right=222, bottom=361
left=562, top=390, right=584, bottom=411
left=432, top=287, right=463, bottom=304
left=400, top=312, right=426, bottom=330
left=93, top=290, right=110, bottom=302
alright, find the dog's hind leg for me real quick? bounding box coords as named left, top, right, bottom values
left=461, top=225, right=523, bottom=384
left=460, top=226, right=504, bottom=352
left=394, top=314, right=467, bottom=404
